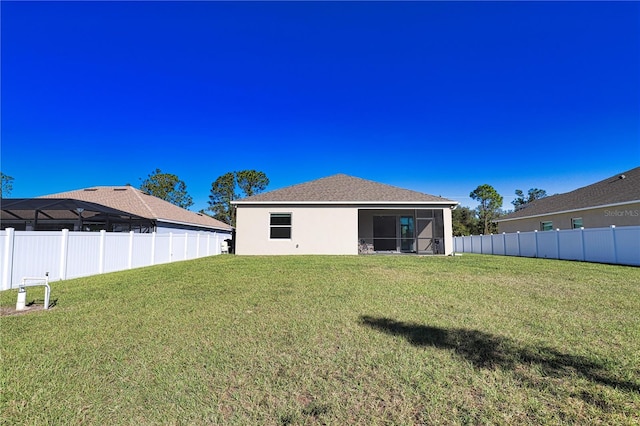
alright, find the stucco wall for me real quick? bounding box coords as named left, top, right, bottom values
left=235, top=206, right=358, bottom=255
left=497, top=202, right=640, bottom=233
left=442, top=207, right=453, bottom=255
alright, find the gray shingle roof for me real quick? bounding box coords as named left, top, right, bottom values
left=498, top=167, right=640, bottom=221
left=234, top=174, right=456, bottom=204
left=39, top=186, right=232, bottom=231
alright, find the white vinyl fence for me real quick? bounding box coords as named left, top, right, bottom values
left=0, top=228, right=230, bottom=291
left=453, top=226, right=640, bottom=266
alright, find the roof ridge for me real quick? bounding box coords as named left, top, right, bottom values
left=129, top=187, right=157, bottom=218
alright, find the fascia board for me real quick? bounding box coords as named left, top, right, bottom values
left=232, top=200, right=458, bottom=207
left=156, top=218, right=233, bottom=231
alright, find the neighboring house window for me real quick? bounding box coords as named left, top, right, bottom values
left=571, top=218, right=583, bottom=229
left=270, top=213, right=292, bottom=239
left=540, top=221, right=553, bottom=231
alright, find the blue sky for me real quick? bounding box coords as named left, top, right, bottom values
left=2, top=1, right=638, bottom=212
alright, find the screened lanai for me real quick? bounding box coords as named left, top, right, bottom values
left=357, top=209, right=446, bottom=254
left=1, top=198, right=154, bottom=232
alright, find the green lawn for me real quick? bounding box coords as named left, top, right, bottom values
left=1, top=255, right=639, bottom=425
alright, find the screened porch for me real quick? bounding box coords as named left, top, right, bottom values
left=357, top=209, right=445, bottom=255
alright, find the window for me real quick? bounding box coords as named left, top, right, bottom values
left=270, top=213, right=291, bottom=239
left=571, top=217, right=583, bottom=229
left=540, top=221, right=553, bottom=231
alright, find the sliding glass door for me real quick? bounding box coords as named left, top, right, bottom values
left=400, top=216, right=415, bottom=252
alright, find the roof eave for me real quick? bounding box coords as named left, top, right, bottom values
left=232, top=200, right=458, bottom=206
left=156, top=218, right=233, bottom=231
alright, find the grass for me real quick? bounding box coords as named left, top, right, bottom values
left=1, top=254, right=639, bottom=425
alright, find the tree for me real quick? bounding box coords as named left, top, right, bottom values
left=207, top=170, right=269, bottom=226
left=140, top=169, right=194, bottom=209
left=236, top=170, right=269, bottom=197
left=1, top=172, right=14, bottom=198
left=512, top=188, right=547, bottom=211
left=470, top=184, right=503, bottom=235
left=208, top=172, right=237, bottom=225
left=452, top=206, right=480, bottom=236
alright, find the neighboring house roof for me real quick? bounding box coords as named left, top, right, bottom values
left=497, top=167, right=640, bottom=222
left=233, top=174, right=457, bottom=205
left=39, top=186, right=232, bottom=231
left=1, top=198, right=150, bottom=223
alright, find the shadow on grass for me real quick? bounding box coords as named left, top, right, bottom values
left=26, top=298, right=58, bottom=309
left=360, top=315, right=639, bottom=394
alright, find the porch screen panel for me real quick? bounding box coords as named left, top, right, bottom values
left=417, top=218, right=434, bottom=253
left=373, top=216, right=396, bottom=251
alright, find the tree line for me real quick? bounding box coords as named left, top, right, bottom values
left=453, top=184, right=547, bottom=236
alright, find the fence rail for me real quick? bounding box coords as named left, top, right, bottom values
left=453, top=226, right=639, bottom=266
left=0, top=228, right=229, bottom=291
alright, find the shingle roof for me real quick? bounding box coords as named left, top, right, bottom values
left=234, top=174, right=456, bottom=204
left=39, top=186, right=232, bottom=231
left=497, top=167, right=640, bottom=221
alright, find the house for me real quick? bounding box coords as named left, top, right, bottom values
left=1, top=186, right=233, bottom=237
left=496, top=167, right=640, bottom=233
left=232, top=174, right=458, bottom=255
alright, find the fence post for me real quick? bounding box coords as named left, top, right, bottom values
left=128, top=231, right=134, bottom=269
left=196, top=233, right=201, bottom=258
left=151, top=231, right=156, bottom=265
left=534, top=230, right=539, bottom=258
left=169, top=232, right=174, bottom=261
left=517, top=231, right=521, bottom=257
left=555, top=229, right=560, bottom=259
left=59, top=229, right=69, bottom=280
left=184, top=232, right=189, bottom=260
left=580, top=227, right=586, bottom=261
left=503, top=232, right=506, bottom=256
left=490, top=234, right=494, bottom=255
left=99, top=230, right=106, bottom=273
left=2, top=228, right=15, bottom=290
left=611, top=225, right=618, bottom=264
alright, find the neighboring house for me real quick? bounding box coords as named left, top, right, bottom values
left=496, top=167, right=640, bottom=233
left=232, top=174, right=458, bottom=255
left=1, top=186, right=232, bottom=237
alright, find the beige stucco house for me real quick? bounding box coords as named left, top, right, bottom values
left=232, top=174, right=458, bottom=255
left=496, top=167, right=640, bottom=233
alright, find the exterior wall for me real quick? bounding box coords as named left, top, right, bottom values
left=235, top=206, right=358, bottom=255
left=156, top=221, right=232, bottom=238
left=442, top=206, right=453, bottom=255
left=498, top=202, right=640, bottom=233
